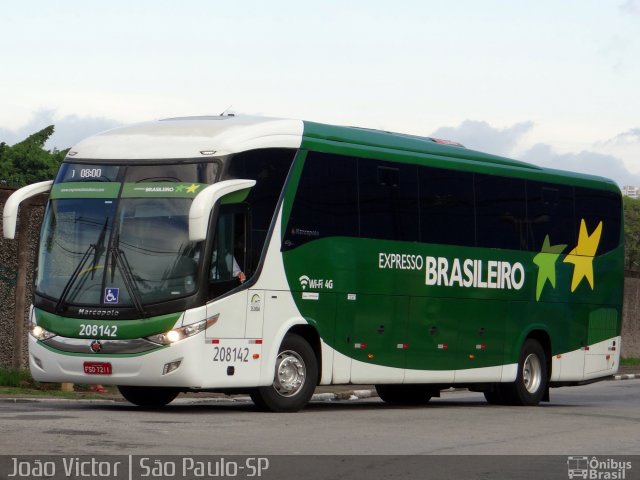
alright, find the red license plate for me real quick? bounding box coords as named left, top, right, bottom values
left=83, top=362, right=112, bottom=375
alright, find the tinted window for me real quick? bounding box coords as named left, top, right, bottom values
left=359, top=160, right=419, bottom=241
left=125, top=162, right=218, bottom=184
left=225, top=148, right=295, bottom=268
left=475, top=174, right=527, bottom=250
left=283, top=152, right=358, bottom=250
left=56, top=163, right=120, bottom=183
left=419, top=166, right=475, bottom=246
left=526, top=181, right=575, bottom=251
left=574, top=187, right=621, bottom=254
left=225, top=149, right=294, bottom=231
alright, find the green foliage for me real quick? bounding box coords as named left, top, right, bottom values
left=621, top=357, right=640, bottom=366
left=623, top=196, right=640, bottom=271
left=0, top=368, right=35, bottom=387
left=0, top=125, right=67, bottom=187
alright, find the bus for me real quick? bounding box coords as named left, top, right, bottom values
left=3, top=115, right=623, bottom=412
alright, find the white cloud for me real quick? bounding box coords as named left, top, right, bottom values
left=600, top=128, right=640, bottom=146
left=0, top=110, right=121, bottom=150
left=431, top=119, right=637, bottom=187
left=430, top=120, right=534, bottom=157
left=520, top=144, right=640, bottom=187
left=592, top=127, right=640, bottom=176
left=620, top=0, right=640, bottom=14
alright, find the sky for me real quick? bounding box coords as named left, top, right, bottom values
left=1, top=0, right=639, bottom=186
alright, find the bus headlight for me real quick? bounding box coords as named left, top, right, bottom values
left=145, top=317, right=215, bottom=345
left=31, top=325, right=56, bottom=340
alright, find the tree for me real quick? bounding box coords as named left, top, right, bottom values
left=0, top=125, right=67, bottom=187
left=623, top=196, right=640, bottom=271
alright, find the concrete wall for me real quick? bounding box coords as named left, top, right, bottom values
left=1, top=187, right=639, bottom=368
left=622, top=275, right=640, bottom=358
left=0, top=188, right=44, bottom=368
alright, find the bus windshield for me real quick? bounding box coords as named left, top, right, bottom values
left=36, top=161, right=218, bottom=310
left=37, top=196, right=200, bottom=307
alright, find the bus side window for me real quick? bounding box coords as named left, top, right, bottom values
left=359, top=161, right=419, bottom=242
left=419, top=166, right=475, bottom=246
left=475, top=174, right=527, bottom=250
left=209, top=208, right=248, bottom=297
left=283, top=152, right=359, bottom=249
left=574, top=186, right=621, bottom=254
left=526, top=181, right=575, bottom=251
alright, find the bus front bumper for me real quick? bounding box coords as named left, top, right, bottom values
left=28, top=333, right=204, bottom=388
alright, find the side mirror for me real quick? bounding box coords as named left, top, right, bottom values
left=3, top=180, right=53, bottom=239
left=188, top=179, right=256, bottom=242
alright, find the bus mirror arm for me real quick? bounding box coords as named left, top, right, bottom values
left=3, top=180, right=53, bottom=239
left=188, top=179, right=256, bottom=242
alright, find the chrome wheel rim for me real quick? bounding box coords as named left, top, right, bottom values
left=274, top=350, right=306, bottom=397
left=522, top=353, right=542, bottom=393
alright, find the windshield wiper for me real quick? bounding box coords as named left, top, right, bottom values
left=55, top=219, right=109, bottom=313
left=55, top=244, right=95, bottom=313
left=91, top=219, right=108, bottom=279
left=110, top=233, right=146, bottom=317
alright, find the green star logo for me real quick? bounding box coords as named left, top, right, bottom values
left=533, top=235, right=566, bottom=301
left=175, top=184, right=186, bottom=192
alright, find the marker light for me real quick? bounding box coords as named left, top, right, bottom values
left=146, top=317, right=217, bottom=345
left=31, top=326, right=56, bottom=340
left=162, top=360, right=182, bottom=375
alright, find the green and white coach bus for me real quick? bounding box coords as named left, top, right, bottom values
left=3, top=115, right=623, bottom=411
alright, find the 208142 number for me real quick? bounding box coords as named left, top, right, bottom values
left=213, top=347, right=249, bottom=363
left=79, top=324, right=118, bottom=337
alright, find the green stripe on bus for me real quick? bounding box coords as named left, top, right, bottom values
left=34, top=308, right=183, bottom=340
left=121, top=182, right=208, bottom=198
left=51, top=182, right=121, bottom=199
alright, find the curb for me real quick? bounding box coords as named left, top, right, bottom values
left=0, top=396, right=120, bottom=404
left=313, top=389, right=376, bottom=402
left=0, top=390, right=378, bottom=405
left=613, top=373, right=640, bottom=380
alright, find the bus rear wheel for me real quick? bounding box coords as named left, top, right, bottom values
left=498, top=339, right=548, bottom=406
left=375, top=384, right=434, bottom=404
left=250, top=334, right=318, bottom=412
left=117, top=386, right=180, bottom=408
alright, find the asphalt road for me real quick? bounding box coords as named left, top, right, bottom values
left=0, top=380, right=639, bottom=456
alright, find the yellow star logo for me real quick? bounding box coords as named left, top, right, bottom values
left=186, top=183, right=200, bottom=194
left=563, top=219, right=603, bottom=292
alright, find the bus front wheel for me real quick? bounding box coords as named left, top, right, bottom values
left=250, top=334, right=318, bottom=412
left=117, top=386, right=180, bottom=408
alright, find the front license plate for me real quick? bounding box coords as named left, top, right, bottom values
left=83, top=362, right=112, bottom=375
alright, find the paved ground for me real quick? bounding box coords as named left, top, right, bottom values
left=2, top=366, right=639, bottom=403
left=1, top=379, right=639, bottom=456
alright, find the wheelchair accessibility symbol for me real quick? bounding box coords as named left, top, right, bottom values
left=104, top=288, right=119, bottom=304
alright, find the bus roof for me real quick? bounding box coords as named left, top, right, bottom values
left=66, top=115, right=619, bottom=192
left=67, top=115, right=304, bottom=160
left=301, top=121, right=619, bottom=192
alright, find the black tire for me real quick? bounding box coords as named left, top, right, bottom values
left=501, top=339, right=548, bottom=406
left=250, top=334, right=318, bottom=412
left=483, top=386, right=509, bottom=405
left=117, top=386, right=180, bottom=408
left=375, top=384, right=434, bottom=405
